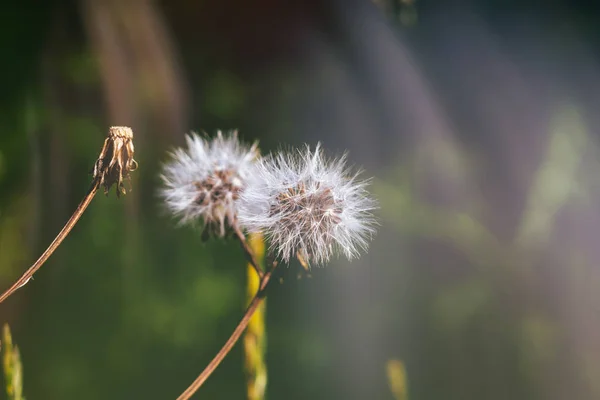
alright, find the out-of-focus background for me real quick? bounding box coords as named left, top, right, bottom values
left=1, top=0, right=600, bottom=399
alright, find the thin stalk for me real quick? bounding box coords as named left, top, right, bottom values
left=177, top=262, right=277, bottom=400
left=233, top=224, right=264, bottom=280
left=0, top=178, right=100, bottom=304
left=244, top=233, right=267, bottom=400
left=2, top=324, right=24, bottom=400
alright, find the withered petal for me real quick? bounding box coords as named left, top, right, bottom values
left=93, top=126, right=138, bottom=197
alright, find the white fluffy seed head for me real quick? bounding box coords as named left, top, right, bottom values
left=238, top=143, right=377, bottom=266
left=160, top=130, right=259, bottom=238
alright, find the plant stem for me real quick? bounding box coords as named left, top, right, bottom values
left=0, top=178, right=100, bottom=304
left=244, top=233, right=267, bottom=400
left=233, top=224, right=264, bottom=280
left=176, top=262, right=277, bottom=400
left=2, top=324, right=24, bottom=400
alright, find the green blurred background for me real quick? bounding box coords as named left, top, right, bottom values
left=2, top=0, right=600, bottom=399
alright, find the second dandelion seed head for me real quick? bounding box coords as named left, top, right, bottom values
left=238, top=143, right=377, bottom=266
left=160, top=131, right=258, bottom=238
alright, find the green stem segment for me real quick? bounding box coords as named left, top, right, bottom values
left=244, top=233, right=267, bottom=400
left=3, top=324, right=25, bottom=400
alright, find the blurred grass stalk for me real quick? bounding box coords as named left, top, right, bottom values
left=244, top=232, right=267, bottom=400
left=2, top=324, right=24, bottom=400
left=386, top=359, right=408, bottom=400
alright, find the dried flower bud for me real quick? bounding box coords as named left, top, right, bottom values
left=93, top=126, right=138, bottom=197
left=238, top=144, right=377, bottom=266
left=160, top=131, right=259, bottom=238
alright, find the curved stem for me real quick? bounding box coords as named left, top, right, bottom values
left=177, top=262, right=277, bottom=400
left=0, top=179, right=100, bottom=304
left=233, top=224, right=264, bottom=280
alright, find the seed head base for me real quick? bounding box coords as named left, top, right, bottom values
left=93, top=126, right=138, bottom=197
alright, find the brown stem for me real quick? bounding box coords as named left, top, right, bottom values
left=176, top=262, right=277, bottom=400
left=233, top=224, right=264, bottom=280
left=0, top=178, right=101, bottom=304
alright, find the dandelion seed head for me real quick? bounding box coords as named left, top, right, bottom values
left=238, top=143, right=377, bottom=265
left=160, top=130, right=258, bottom=237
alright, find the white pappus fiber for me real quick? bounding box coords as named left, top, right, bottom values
left=238, top=143, right=377, bottom=265
left=160, top=131, right=259, bottom=237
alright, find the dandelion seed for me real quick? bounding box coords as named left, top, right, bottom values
left=238, top=143, right=377, bottom=266
left=160, top=131, right=259, bottom=238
